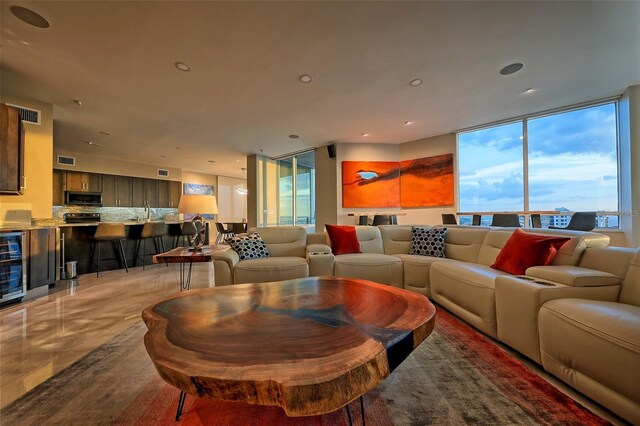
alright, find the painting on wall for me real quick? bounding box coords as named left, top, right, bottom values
left=342, top=161, right=400, bottom=208
left=400, top=154, right=454, bottom=208
left=183, top=183, right=215, bottom=195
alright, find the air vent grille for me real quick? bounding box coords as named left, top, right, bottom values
left=6, top=103, right=41, bottom=125
left=157, top=169, right=169, bottom=177
left=57, top=155, right=76, bottom=166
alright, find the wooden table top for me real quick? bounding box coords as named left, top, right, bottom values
left=142, top=276, right=436, bottom=416
left=152, top=245, right=227, bottom=264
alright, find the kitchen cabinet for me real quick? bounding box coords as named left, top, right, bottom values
left=0, top=104, right=25, bottom=194
left=28, top=228, right=56, bottom=290
left=158, top=180, right=182, bottom=208
left=132, top=178, right=158, bottom=207
left=102, top=174, right=132, bottom=207
left=66, top=171, right=102, bottom=192
left=52, top=169, right=65, bottom=206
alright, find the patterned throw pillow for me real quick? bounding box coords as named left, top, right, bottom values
left=409, top=227, right=447, bottom=257
left=227, top=232, right=270, bottom=260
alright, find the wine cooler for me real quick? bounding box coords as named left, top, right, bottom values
left=0, top=231, right=26, bottom=303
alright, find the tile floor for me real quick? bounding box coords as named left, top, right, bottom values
left=0, top=264, right=626, bottom=425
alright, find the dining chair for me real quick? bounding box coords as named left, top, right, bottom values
left=491, top=213, right=521, bottom=227
left=215, top=222, right=234, bottom=244
left=530, top=214, right=542, bottom=228
left=549, top=212, right=596, bottom=231
left=442, top=214, right=457, bottom=225
left=372, top=215, right=390, bottom=226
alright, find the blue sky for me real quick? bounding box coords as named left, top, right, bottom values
left=459, top=103, right=618, bottom=212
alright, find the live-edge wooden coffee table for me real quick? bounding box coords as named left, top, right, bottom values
left=153, top=245, right=227, bottom=291
left=142, top=276, right=436, bottom=423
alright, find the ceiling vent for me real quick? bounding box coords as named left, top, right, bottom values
left=6, top=103, right=41, bottom=125
left=157, top=169, right=169, bottom=177
left=57, top=155, right=76, bottom=166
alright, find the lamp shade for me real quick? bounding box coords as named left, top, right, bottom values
left=178, top=194, right=219, bottom=215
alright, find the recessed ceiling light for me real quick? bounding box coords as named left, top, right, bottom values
left=523, top=88, right=536, bottom=94
left=160, top=155, right=168, bottom=159
left=404, top=121, right=414, bottom=126
left=289, top=134, right=299, bottom=139
left=361, top=133, right=370, bottom=137
left=98, top=131, right=111, bottom=136
left=175, top=147, right=184, bottom=151
left=174, top=62, right=191, bottom=72
left=10, top=6, right=50, bottom=28
left=299, top=75, right=312, bottom=83
left=74, top=99, right=82, bottom=106
left=84, top=141, right=101, bottom=147
left=500, top=63, right=524, bottom=75
left=208, top=160, right=216, bottom=163
left=410, top=79, right=423, bottom=86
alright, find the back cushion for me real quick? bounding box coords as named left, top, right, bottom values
left=354, top=226, right=384, bottom=254
left=249, top=226, right=307, bottom=257
left=578, top=246, right=636, bottom=278
left=443, top=226, right=490, bottom=262
left=619, top=250, right=640, bottom=306
left=477, top=231, right=513, bottom=266
left=379, top=225, right=415, bottom=254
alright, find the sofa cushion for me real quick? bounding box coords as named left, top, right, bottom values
left=354, top=226, right=385, bottom=254
left=525, top=265, right=622, bottom=287
left=393, top=254, right=449, bottom=296
left=325, top=224, right=361, bottom=255
left=539, top=299, right=640, bottom=424
left=431, top=261, right=511, bottom=337
left=227, top=232, right=270, bottom=260
left=234, top=257, right=309, bottom=284
left=249, top=226, right=307, bottom=257
left=409, top=226, right=446, bottom=258
left=334, top=253, right=403, bottom=287
left=491, top=229, right=570, bottom=275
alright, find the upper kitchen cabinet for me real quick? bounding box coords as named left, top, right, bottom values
left=0, top=104, right=25, bottom=194
left=102, top=174, right=132, bottom=207
left=66, top=171, right=102, bottom=192
left=132, top=178, right=158, bottom=207
left=52, top=169, right=65, bottom=205
left=158, top=180, right=182, bottom=208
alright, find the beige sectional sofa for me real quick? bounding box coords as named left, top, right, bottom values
left=212, top=224, right=639, bottom=423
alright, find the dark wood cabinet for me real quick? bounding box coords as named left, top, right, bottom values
left=102, top=175, right=132, bottom=207
left=28, top=228, right=57, bottom=290
left=66, top=171, right=102, bottom=192
left=158, top=180, right=182, bottom=208
left=52, top=169, right=65, bottom=206
left=0, top=104, right=25, bottom=194
left=132, top=178, right=158, bottom=207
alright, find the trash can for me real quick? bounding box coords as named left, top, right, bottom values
left=64, top=261, right=78, bottom=279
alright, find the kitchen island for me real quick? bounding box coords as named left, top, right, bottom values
left=59, top=221, right=208, bottom=275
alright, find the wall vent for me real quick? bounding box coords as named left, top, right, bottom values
left=157, top=169, right=169, bottom=177
left=57, top=155, right=76, bottom=166
left=6, top=103, right=41, bottom=125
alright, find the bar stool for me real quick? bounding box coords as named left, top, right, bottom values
left=174, top=221, right=197, bottom=248
left=135, top=221, right=167, bottom=270
left=89, top=223, right=128, bottom=277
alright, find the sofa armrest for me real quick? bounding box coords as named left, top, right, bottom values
left=307, top=245, right=335, bottom=277
left=495, top=275, right=620, bottom=363
left=213, top=249, right=240, bottom=286
left=525, top=265, right=622, bottom=287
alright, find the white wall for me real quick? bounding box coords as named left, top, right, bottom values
left=217, top=176, right=247, bottom=222
left=618, top=85, right=640, bottom=247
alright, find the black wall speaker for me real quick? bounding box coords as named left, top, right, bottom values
left=327, top=144, right=336, bottom=159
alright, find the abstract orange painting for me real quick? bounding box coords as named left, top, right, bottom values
left=400, top=154, right=454, bottom=208
left=342, top=161, right=400, bottom=208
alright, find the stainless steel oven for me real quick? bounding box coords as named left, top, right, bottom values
left=0, top=231, right=27, bottom=303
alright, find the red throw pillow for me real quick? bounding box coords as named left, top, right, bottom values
left=491, top=229, right=571, bottom=275
left=325, top=224, right=361, bottom=255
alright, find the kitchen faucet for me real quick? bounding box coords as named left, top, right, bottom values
left=144, top=201, right=151, bottom=222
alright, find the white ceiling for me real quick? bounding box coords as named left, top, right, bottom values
left=1, top=1, right=638, bottom=178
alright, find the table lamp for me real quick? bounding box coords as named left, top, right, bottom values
left=177, top=194, right=219, bottom=250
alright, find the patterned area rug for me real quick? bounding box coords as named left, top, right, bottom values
left=1, top=307, right=610, bottom=426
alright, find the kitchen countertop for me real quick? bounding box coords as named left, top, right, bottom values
left=0, top=221, right=187, bottom=231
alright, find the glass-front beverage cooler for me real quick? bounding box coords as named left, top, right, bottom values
left=0, top=231, right=26, bottom=303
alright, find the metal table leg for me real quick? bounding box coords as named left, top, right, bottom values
left=175, top=390, right=187, bottom=421
left=179, top=262, right=193, bottom=291
left=345, top=395, right=365, bottom=425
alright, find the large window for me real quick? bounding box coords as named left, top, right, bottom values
left=458, top=102, right=619, bottom=228
left=258, top=150, right=315, bottom=231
